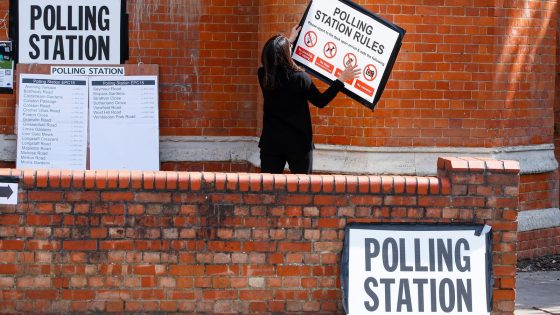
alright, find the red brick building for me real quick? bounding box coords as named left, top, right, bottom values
left=0, top=0, right=558, bottom=259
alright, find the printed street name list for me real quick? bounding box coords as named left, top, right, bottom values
left=89, top=76, right=159, bottom=170
left=90, top=79, right=157, bottom=122
left=17, top=74, right=88, bottom=169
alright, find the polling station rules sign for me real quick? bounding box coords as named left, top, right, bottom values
left=341, top=224, right=493, bottom=315
left=13, top=0, right=127, bottom=64
left=293, top=0, right=405, bottom=109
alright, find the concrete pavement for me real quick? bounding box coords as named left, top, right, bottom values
left=516, top=271, right=560, bottom=315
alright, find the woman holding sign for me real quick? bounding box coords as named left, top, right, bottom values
left=258, top=26, right=360, bottom=174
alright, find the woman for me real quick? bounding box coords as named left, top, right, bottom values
left=258, top=26, right=360, bottom=174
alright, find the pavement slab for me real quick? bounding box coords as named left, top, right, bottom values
left=515, top=271, right=560, bottom=315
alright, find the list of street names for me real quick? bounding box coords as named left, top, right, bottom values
left=90, top=79, right=157, bottom=122
left=17, top=75, right=88, bottom=169
left=89, top=76, right=159, bottom=170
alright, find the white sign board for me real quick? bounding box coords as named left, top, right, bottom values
left=292, top=0, right=405, bottom=109
left=18, top=0, right=123, bottom=64
left=51, top=66, right=125, bottom=76
left=17, top=74, right=88, bottom=169
left=0, top=176, right=19, bottom=205
left=89, top=76, right=159, bottom=171
left=342, top=224, right=492, bottom=315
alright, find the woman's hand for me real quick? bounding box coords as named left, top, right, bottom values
left=288, top=25, right=302, bottom=44
left=337, top=64, right=361, bottom=82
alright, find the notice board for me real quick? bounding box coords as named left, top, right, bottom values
left=292, top=0, right=405, bottom=109
left=17, top=74, right=88, bottom=169
left=341, top=224, right=493, bottom=315
left=0, top=41, right=14, bottom=94
left=89, top=76, right=159, bottom=170
left=15, top=64, right=159, bottom=171
left=10, top=0, right=128, bottom=64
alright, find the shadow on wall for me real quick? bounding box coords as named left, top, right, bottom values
left=494, top=0, right=555, bottom=133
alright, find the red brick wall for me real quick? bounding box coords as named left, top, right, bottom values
left=0, top=157, right=519, bottom=313
left=0, top=0, right=555, bottom=145
left=518, top=227, right=560, bottom=260
left=491, top=1, right=556, bottom=147
left=259, top=1, right=556, bottom=148
left=519, top=172, right=560, bottom=211
left=127, top=0, right=259, bottom=137
left=197, top=0, right=259, bottom=137
left=517, top=170, right=560, bottom=259
left=0, top=0, right=557, bottom=261
left=127, top=1, right=204, bottom=136
left=161, top=161, right=257, bottom=173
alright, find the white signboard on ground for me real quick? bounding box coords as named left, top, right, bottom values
left=292, top=0, right=405, bottom=109
left=89, top=76, right=159, bottom=170
left=17, top=74, right=88, bottom=169
left=342, top=224, right=493, bottom=315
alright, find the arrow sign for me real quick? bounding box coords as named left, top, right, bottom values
left=0, top=185, right=13, bottom=198
left=0, top=176, right=18, bottom=205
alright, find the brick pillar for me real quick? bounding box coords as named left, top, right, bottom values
left=438, top=157, right=520, bottom=314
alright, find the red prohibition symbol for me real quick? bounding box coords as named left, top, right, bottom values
left=304, top=31, right=317, bottom=48
left=363, top=64, right=378, bottom=81
left=323, top=42, right=337, bottom=59
left=343, top=53, right=357, bottom=68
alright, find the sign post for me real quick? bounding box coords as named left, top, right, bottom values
left=0, top=176, right=18, bottom=205
left=341, top=224, right=493, bottom=315
left=16, top=74, right=89, bottom=170
left=292, top=0, right=405, bottom=110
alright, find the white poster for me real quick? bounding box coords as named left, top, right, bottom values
left=293, top=0, right=404, bottom=108
left=18, top=0, right=122, bottom=64
left=89, top=76, right=159, bottom=171
left=17, top=74, right=88, bottom=169
left=51, top=66, right=125, bottom=76
left=0, top=41, right=14, bottom=90
left=343, top=225, right=492, bottom=315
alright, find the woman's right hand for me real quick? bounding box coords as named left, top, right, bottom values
left=288, top=25, right=302, bottom=44
left=337, top=64, right=361, bottom=83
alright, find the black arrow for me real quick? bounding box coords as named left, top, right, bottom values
left=0, top=185, right=13, bottom=199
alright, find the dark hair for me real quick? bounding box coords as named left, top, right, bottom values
left=261, top=34, right=303, bottom=89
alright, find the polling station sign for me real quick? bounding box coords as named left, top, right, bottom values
left=341, top=224, right=493, bottom=315
left=11, top=0, right=128, bottom=64
left=292, top=0, right=405, bottom=110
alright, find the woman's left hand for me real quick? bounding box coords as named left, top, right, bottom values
left=338, top=64, right=361, bottom=82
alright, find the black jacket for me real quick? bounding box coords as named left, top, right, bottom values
left=258, top=67, right=344, bottom=154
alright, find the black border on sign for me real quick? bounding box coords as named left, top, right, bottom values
left=341, top=223, right=494, bottom=314
left=292, top=0, right=406, bottom=110
left=8, top=0, right=18, bottom=64
left=121, top=0, right=129, bottom=64
left=8, top=1, right=129, bottom=65
left=0, top=175, right=19, bottom=183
